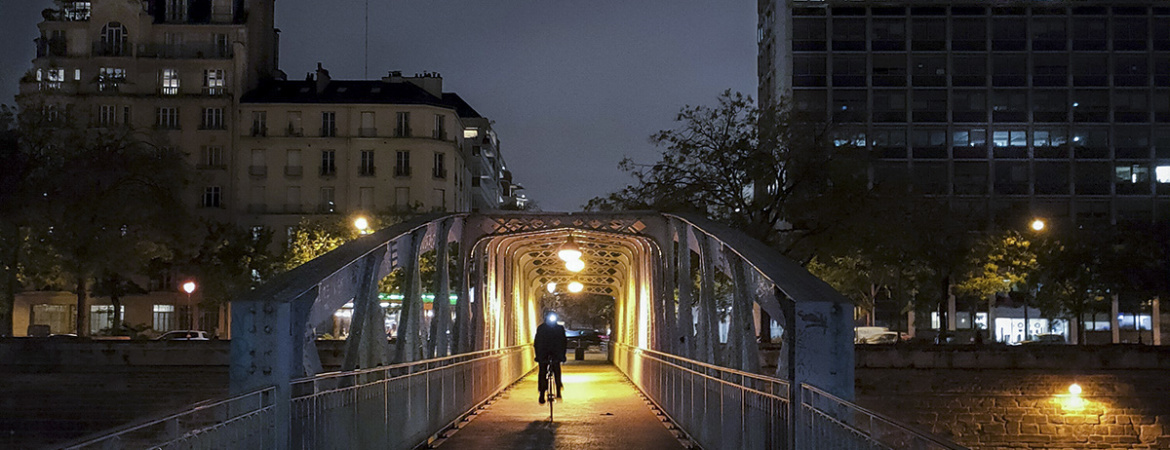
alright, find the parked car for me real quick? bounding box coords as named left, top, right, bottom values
left=565, top=329, right=603, bottom=348
left=1020, top=334, right=1066, bottom=345
left=156, top=330, right=211, bottom=341
left=861, top=331, right=900, bottom=345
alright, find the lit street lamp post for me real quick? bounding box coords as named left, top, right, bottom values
left=182, top=281, right=197, bottom=330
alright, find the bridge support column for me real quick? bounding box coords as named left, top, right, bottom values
left=675, top=220, right=695, bottom=359
left=729, top=256, right=760, bottom=373
left=396, top=229, right=423, bottom=363
left=696, top=232, right=718, bottom=365
left=343, top=246, right=390, bottom=370
left=453, top=218, right=473, bottom=354
left=430, top=219, right=452, bottom=358
left=230, top=298, right=295, bottom=450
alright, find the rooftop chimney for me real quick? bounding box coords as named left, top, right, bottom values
left=315, top=62, right=330, bottom=93
left=404, top=71, right=443, bottom=98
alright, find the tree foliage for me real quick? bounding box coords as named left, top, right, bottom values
left=587, top=91, right=871, bottom=262
left=10, top=104, right=191, bottom=335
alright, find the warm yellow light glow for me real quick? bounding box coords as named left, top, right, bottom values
left=1031, top=218, right=1045, bottom=232
left=354, top=217, right=369, bottom=232
left=379, top=301, right=390, bottom=308
left=557, top=235, right=582, bottom=261
left=565, top=258, right=585, bottom=272
left=1069, top=383, right=1082, bottom=395
left=182, top=281, right=197, bottom=294
left=546, top=282, right=557, bottom=294
left=567, top=281, right=584, bottom=293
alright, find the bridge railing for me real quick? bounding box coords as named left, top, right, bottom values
left=800, top=384, right=968, bottom=450
left=60, top=387, right=276, bottom=450
left=288, top=344, right=534, bottom=449
left=614, top=343, right=791, bottom=450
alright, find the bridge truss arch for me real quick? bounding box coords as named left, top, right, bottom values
left=227, top=211, right=859, bottom=449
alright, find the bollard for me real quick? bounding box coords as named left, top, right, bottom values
left=575, top=345, right=586, bottom=361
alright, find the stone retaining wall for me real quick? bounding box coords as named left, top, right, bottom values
left=856, top=346, right=1170, bottom=449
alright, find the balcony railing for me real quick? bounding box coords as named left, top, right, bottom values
left=285, top=166, right=303, bottom=177
left=138, top=43, right=233, bottom=59
left=249, top=166, right=267, bottom=177
left=359, top=127, right=377, bottom=137
left=394, top=166, right=411, bottom=177
left=286, top=125, right=303, bottom=137
left=433, top=168, right=447, bottom=179
left=320, top=166, right=337, bottom=177
left=92, top=41, right=130, bottom=57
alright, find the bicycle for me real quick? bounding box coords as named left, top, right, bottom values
left=545, top=356, right=559, bottom=421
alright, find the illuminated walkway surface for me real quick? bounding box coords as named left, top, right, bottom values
left=436, top=352, right=685, bottom=450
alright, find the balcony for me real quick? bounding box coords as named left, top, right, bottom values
left=138, top=43, right=233, bottom=59
left=433, top=168, right=447, bottom=179
left=394, top=166, right=411, bottom=177
left=249, top=166, right=267, bottom=177
left=284, top=204, right=303, bottom=214
left=359, top=127, right=377, bottom=137
left=394, top=127, right=412, bottom=138
left=250, top=126, right=267, bottom=137
left=285, top=166, right=303, bottom=177
left=35, top=38, right=68, bottom=58
left=432, top=130, right=447, bottom=140
left=92, top=41, right=130, bottom=57
left=320, top=166, right=337, bottom=177
left=321, top=127, right=337, bottom=138
left=287, top=125, right=303, bottom=137
left=317, top=203, right=337, bottom=214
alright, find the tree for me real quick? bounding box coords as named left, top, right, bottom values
left=189, top=221, right=280, bottom=319
left=954, top=230, right=1039, bottom=302
left=587, top=91, right=871, bottom=263
left=282, top=209, right=419, bottom=271
left=0, top=106, right=30, bottom=336
left=19, top=106, right=190, bottom=335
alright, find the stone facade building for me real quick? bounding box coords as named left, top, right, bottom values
left=13, top=0, right=516, bottom=337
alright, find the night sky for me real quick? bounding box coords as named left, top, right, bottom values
left=0, top=0, right=757, bottom=211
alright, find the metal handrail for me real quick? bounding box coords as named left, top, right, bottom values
left=614, top=343, right=791, bottom=450
left=60, top=387, right=276, bottom=449
left=289, top=345, right=534, bottom=449
left=801, top=383, right=968, bottom=450
left=624, top=344, right=790, bottom=400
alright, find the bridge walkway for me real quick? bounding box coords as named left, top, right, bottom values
left=436, top=352, right=685, bottom=450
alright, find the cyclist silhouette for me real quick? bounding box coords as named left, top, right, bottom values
left=534, top=310, right=567, bottom=404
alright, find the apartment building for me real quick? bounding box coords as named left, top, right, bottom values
left=14, top=1, right=516, bottom=336
left=759, top=0, right=1170, bottom=228
left=236, top=66, right=502, bottom=238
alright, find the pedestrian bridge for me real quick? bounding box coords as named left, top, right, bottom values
left=65, top=212, right=963, bottom=450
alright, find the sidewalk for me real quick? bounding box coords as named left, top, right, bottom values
left=435, top=352, right=685, bottom=450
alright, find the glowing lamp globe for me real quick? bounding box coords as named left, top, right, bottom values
left=565, top=258, right=585, bottom=272
left=567, top=281, right=584, bottom=293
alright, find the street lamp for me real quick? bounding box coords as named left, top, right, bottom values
left=354, top=217, right=370, bottom=235
left=557, top=234, right=582, bottom=262
left=1030, top=218, right=1046, bottom=232
left=182, top=280, right=197, bottom=330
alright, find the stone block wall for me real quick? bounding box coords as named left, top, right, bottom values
left=856, top=369, right=1170, bottom=449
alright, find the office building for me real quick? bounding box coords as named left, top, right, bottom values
left=758, top=0, right=1170, bottom=227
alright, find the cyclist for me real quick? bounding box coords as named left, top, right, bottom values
left=534, top=310, right=567, bottom=404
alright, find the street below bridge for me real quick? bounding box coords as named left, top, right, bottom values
left=436, top=351, right=686, bottom=450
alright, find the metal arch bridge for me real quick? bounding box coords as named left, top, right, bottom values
left=66, top=212, right=964, bottom=450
